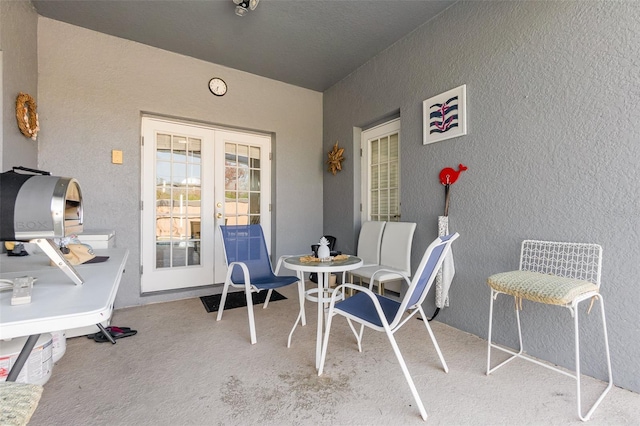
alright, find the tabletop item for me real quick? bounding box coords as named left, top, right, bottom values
left=299, top=254, right=348, bottom=263
left=11, top=276, right=34, bottom=305
left=310, top=235, right=337, bottom=283
left=316, top=237, right=331, bottom=260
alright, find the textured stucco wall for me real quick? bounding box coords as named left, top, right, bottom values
left=36, top=18, right=323, bottom=308
left=0, top=0, right=38, bottom=170
left=324, top=1, right=640, bottom=393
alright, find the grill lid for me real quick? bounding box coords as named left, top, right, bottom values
left=0, top=167, right=83, bottom=241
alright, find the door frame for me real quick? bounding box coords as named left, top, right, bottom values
left=140, top=115, right=272, bottom=293
left=360, top=118, right=401, bottom=222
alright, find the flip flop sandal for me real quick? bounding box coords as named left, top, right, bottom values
left=91, top=326, right=137, bottom=343
left=86, top=326, right=132, bottom=340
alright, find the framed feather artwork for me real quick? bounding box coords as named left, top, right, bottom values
left=423, top=85, right=467, bottom=145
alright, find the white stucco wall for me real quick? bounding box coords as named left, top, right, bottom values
left=0, top=0, right=38, bottom=170
left=324, top=1, right=640, bottom=393
left=36, top=17, right=323, bottom=308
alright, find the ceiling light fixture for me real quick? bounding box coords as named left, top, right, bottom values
left=233, top=0, right=259, bottom=17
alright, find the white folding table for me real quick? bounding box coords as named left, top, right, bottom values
left=0, top=249, right=129, bottom=381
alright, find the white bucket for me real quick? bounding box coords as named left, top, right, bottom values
left=0, top=333, right=54, bottom=385
left=51, top=330, right=67, bottom=363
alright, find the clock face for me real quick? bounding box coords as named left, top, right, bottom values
left=208, top=78, right=227, bottom=96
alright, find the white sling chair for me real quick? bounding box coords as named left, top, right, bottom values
left=350, top=221, right=416, bottom=295
left=217, top=224, right=305, bottom=345
left=319, top=233, right=459, bottom=421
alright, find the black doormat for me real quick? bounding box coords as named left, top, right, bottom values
left=200, top=290, right=287, bottom=313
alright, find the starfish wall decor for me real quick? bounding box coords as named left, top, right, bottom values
left=327, top=142, right=344, bottom=175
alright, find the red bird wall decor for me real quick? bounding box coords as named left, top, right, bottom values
left=439, top=164, right=467, bottom=186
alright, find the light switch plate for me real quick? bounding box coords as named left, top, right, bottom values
left=112, top=150, right=123, bottom=164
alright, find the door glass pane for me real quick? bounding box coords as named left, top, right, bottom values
left=225, top=141, right=261, bottom=226
left=371, top=190, right=379, bottom=215
left=371, top=165, right=379, bottom=190
left=157, top=134, right=171, bottom=156
left=380, top=189, right=389, bottom=215
left=380, top=163, right=388, bottom=185
left=389, top=188, right=399, bottom=215
left=250, top=169, right=260, bottom=191
left=389, top=133, right=398, bottom=158
left=155, top=133, right=202, bottom=268
left=380, top=136, right=389, bottom=163
left=250, top=146, right=260, bottom=168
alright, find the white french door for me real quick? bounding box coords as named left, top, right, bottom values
left=361, top=118, right=401, bottom=222
left=141, top=117, right=271, bottom=293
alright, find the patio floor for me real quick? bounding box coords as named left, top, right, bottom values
left=29, top=283, right=640, bottom=425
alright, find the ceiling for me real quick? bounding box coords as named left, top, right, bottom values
left=31, top=0, right=457, bottom=92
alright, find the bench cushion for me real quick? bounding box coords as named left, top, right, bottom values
left=487, top=270, right=598, bottom=306
left=0, top=382, right=44, bottom=426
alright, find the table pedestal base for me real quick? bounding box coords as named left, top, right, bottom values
left=287, top=287, right=344, bottom=349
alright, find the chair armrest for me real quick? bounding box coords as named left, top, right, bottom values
left=369, top=268, right=411, bottom=291
left=274, top=254, right=306, bottom=275
left=227, top=261, right=252, bottom=288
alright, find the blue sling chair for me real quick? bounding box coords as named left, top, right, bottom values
left=217, top=224, right=305, bottom=344
left=319, top=233, right=459, bottom=421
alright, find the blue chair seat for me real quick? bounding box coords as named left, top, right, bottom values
left=335, top=292, right=400, bottom=327
left=246, top=275, right=299, bottom=289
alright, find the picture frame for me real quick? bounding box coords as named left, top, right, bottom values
left=423, top=84, right=467, bottom=145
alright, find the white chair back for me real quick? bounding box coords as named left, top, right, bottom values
left=379, top=222, right=416, bottom=275
left=356, top=221, right=386, bottom=265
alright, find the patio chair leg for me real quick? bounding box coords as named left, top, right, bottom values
left=262, top=289, right=274, bottom=309
left=575, top=296, right=612, bottom=421
left=488, top=291, right=613, bottom=422
left=216, top=283, right=231, bottom=322
left=345, top=318, right=363, bottom=352
left=417, top=306, right=448, bottom=373
left=386, top=329, right=428, bottom=421
left=487, top=291, right=524, bottom=375
left=486, top=290, right=494, bottom=375
left=246, top=287, right=257, bottom=344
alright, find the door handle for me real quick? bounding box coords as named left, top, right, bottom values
left=216, top=213, right=223, bottom=219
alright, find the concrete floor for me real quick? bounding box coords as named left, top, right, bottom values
left=29, top=284, right=640, bottom=425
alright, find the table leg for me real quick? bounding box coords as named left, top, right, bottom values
left=97, top=323, right=117, bottom=344
left=6, top=334, right=40, bottom=382
left=315, top=272, right=325, bottom=369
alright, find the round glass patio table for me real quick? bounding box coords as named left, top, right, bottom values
left=283, top=255, right=363, bottom=369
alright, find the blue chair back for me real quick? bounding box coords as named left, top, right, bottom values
left=220, top=224, right=274, bottom=283
left=405, top=233, right=458, bottom=308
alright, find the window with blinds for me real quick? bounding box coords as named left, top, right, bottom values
left=362, top=119, right=401, bottom=222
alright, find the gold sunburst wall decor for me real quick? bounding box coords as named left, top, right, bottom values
left=327, top=141, right=344, bottom=175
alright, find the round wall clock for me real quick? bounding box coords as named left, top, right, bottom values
left=208, top=78, right=227, bottom=96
